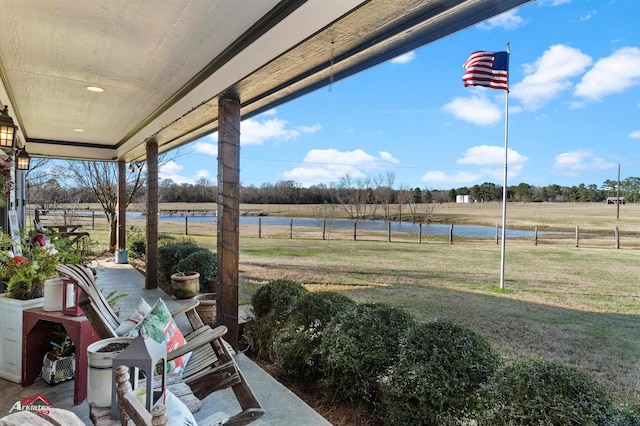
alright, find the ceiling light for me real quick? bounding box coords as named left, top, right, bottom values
left=73, top=128, right=85, bottom=132
left=86, top=86, right=105, bottom=92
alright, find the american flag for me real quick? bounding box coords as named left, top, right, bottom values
left=462, top=51, right=509, bottom=90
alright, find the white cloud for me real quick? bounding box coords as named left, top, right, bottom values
left=282, top=148, right=399, bottom=186
left=458, top=145, right=528, bottom=167
left=553, top=150, right=616, bottom=176
left=510, top=44, right=592, bottom=110
left=159, top=160, right=214, bottom=185
left=422, top=145, right=528, bottom=186
left=379, top=151, right=400, bottom=164
left=630, top=130, right=640, bottom=139
left=390, top=51, right=415, bottom=64
left=193, top=141, right=217, bottom=156
left=574, top=47, right=640, bottom=101
left=165, top=109, right=321, bottom=184
left=241, top=115, right=321, bottom=145
left=195, top=109, right=321, bottom=147
left=477, top=10, right=525, bottom=30
left=580, top=10, right=597, bottom=21
left=442, top=96, right=503, bottom=125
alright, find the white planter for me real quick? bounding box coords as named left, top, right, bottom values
left=87, top=337, right=134, bottom=407
left=0, top=294, right=44, bottom=383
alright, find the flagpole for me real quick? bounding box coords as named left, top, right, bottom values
left=499, top=43, right=510, bottom=290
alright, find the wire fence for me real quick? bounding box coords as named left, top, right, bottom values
left=28, top=209, right=638, bottom=250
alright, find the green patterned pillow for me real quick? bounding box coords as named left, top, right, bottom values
left=126, top=299, right=191, bottom=375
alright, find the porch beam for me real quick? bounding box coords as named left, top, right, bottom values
left=217, top=97, right=240, bottom=350
left=117, top=160, right=126, bottom=253
left=145, top=138, right=158, bottom=289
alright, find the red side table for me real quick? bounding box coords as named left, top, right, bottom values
left=22, top=308, right=99, bottom=404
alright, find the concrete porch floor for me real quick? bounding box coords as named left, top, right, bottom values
left=0, top=259, right=330, bottom=425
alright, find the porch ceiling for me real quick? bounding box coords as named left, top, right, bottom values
left=0, top=0, right=531, bottom=163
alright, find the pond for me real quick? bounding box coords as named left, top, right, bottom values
left=125, top=212, right=559, bottom=239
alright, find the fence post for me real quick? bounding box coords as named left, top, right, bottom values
left=387, top=222, right=391, bottom=242
left=290, top=219, right=293, bottom=239
left=534, top=225, right=538, bottom=246
left=258, top=217, right=262, bottom=239
left=322, top=219, right=326, bottom=240
left=185, top=216, right=188, bottom=235
left=449, top=224, right=454, bottom=244
left=353, top=222, right=357, bottom=241
left=575, top=225, right=579, bottom=247
left=495, top=224, right=499, bottom=245
left=615, top=226, right=619, bottom=249
left=92, top=210, right=95, bottom=230
left=419, top=223, right=422, bottom=244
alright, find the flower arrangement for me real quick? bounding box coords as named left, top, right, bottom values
left=0, top=230, right=84, bottom=300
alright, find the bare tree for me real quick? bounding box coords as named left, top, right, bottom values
left=373, top=172, right=395, bottom=221
left=26, top=158, right=68, bottom=210
left=60, top=160, right=145, bottom=251
left=397, top=185, right=417, bottom=221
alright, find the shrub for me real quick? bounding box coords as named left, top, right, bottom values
left=242, top=279, right=308, bottom=361
left=250, top=279, right=308, bottom=320
left=595, top=404, right=640, bottom=426
left=176, top=249, right=217, bottom=292
left=274, top=292, right=357, bottom=381
left=156, top=240, right=200, bottom=282
left=384, top=320, right=501, bottom=426
left=128, top=232, right=176, bottom=260
left=127, top=232, right=146, bottom=259
left=477, top=359, right=612, bottom=425
left=319, top=303, right=415, bottom=408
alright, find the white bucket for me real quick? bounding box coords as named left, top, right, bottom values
left=86, top=337, right=134, bottom=407
left=43, top=278, right=64, bottom=311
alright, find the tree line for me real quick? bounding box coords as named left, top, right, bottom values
left=24, top=159, right=636, bottom=247
left=27, top=171, right=636, bottom=210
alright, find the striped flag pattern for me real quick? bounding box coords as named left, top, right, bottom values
left=462, top=51, right=509, bottom=90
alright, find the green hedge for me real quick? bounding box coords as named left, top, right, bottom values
left=384, top=320, right=501, bottom=425
left=241, top=279, right=615, bottom=424
left=243, top=279, right=308, bottom=361
left=274, top=292, right=357, bottom=381
left=319, top=303, right=415, bottom=408
left=477, top=359, right=612, bottom=425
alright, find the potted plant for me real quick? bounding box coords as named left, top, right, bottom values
left=87, top=337, right=134, bottom=407
left=0, top=230, right=83, bottom=383
left=174, top=249, right=218, bottom=324
left=41, top=325, right=76, bottom=385
left=170, top=270, right=200, bottom=299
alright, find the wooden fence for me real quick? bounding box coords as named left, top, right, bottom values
left=28, top=210, right=632, bottom=250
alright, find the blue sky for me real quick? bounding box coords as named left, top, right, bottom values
left=160, top=0, right=640, bottom=191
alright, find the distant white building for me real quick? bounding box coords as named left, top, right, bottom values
left=606, top=197, right=625, bottom=204
left=456, top=195, right=472, bottom=204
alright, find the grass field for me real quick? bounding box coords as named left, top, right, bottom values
left=39, top=202, right=640, bottom=402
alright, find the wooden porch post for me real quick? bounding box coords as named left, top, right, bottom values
left=117, top=160, right=127, bottom=253
left=145, top=138, right=158, bottom=289
left=217, top=97, right=240, bottom=350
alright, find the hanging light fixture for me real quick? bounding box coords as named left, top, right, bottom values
left=0, top=105, right=17, bottom=151
left=16, top=148, right=30, bottom=170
